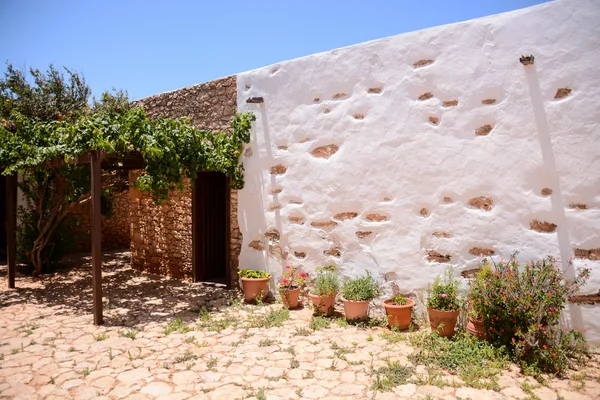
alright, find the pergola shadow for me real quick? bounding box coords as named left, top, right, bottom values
left=0, top=250, right=236, bottom=327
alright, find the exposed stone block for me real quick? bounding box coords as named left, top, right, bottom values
left=428, top=116, right=439, bottom=125
left=541, top=188, right=553, bottom=196
left=311, top=220, right=338, bottom=230
left=554, top=87, right=572, bottom=99
left=323, top=246, right=342, bottom=257
left=418, top=92, right=434, bottom=101
left=469, top=247, right=495, bottom=256
left=443, top=196, right=453, bottom=203
left=432, top=231, right=452, bottom=238
left=269, top=244, right=287, bottom=259
left=365, top=213, right=388, bottom=222
left=288, top=199, right=303, bottom=205
left=332, top=93, right=348, bottom=99
left=248, top=240, right=265, bottom=251
left=574, top=248, right=600, bottom=260
left=353, top=113, right=365, bottom=120
left=314, top=97, right=320, bottom=102
left=334, top=212, right=358, bottom=221
left=442, top=100, right=458, bottom=107
left=461, top=268, right=481, bottom=279
left=270, top=188, right=283, bottom=194
left=569, top=203, right=588, bottom=210
left=413, top=59, right=434, bottom=68
left=323, top=108, right=332, bottom=114
left=265, top=228, right=280, bottom=242
left=355, top=231, right=373, bottom=239
left=530, top=219, right=557, bottom=233
left=475, top=124, right=493, bottom=136
left=288, top=215, right=305, bottom=225
left=384, top=271, right=399, bottom=281
left=569, top=291, right=600, bottom=304
left=367, top=87, right=383, bottom=94
left=294, top=251, right=307, bottom=259
left=427, top=250, right=451, bottom=263
left=267, top=203, right=283, bottom=211
left=468, top=196, right=493, bottom=211
left=311, top=144, right=339, bottom=159
left=420, top=208, right=430, bottom=217
left=277, top=145, right=288, bottom=150
left=481, top=99, right=496, bottom=105
left=270, top=164, right=288, bottom=175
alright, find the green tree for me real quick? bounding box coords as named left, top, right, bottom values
left=1, top=63, right=254, bottom=275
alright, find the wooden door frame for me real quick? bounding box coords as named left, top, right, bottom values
left=191, top=172, right=231, bottom=288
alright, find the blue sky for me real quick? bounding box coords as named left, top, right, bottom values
left=0, top=0, right=551, bottom=100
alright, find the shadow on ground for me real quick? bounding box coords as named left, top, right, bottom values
left=0, top=250, right=240, bottom=327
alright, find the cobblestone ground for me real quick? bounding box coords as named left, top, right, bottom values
left=0, top=251, right=599, bottom=400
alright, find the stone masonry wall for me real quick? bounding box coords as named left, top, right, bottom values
left=70, top=171, right=131, bottom=253
left=130, top=76, right=240, bottom=285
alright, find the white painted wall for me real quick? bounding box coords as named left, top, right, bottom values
left=236, top=0, right=600, bottom=343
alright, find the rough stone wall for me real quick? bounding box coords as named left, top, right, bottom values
left=70, top=172, right=131, bottom=253
left=130, top=76, right=240, bottom=285
left=236, top=0, right=600, bottom=343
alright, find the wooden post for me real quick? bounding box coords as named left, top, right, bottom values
left=191, top=173, right=199, bottom=283
left=6, top=174, right=17, bottom=289
left=91, top=152, right=103, bottom=325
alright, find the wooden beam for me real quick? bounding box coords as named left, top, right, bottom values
left=90, top=151, right=103, bottom=325
left=191, top=173, right=199, bottom=283
left=6, top=174, right=17, bottom=289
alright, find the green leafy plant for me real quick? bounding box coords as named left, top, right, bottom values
left=475, top=251, right=591, bottom=375
left=238, top=269, right=271, bottom=279
left=341, top=271, right=381, bottom=301
left=278, top=265, right=307, bottom=290
left=1, top=64, right=255, bottom=275
left=311, top=265, right=340, bottom=296
left=426, top=268, right=462, bottom=312
left=389, top=294, right=408, bottom=305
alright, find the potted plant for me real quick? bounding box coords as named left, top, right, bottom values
left=340, top=271, right=381, bottom=321
left=426, top=268, right=462, bottom=337
left=278, top=265, right=307, bottom=309
left=308, top=265, right=340, bottom=316
left=466, top=264, right=492, bottom=340
left=383, top=294, right=415, bottom=330
left=239, top=268, right=271, bottom=302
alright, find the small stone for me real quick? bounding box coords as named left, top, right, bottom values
left=311, top=220, right=338, bottom=230
left=475, top=124, right=493, bottom=136
left=413, top=59, right=434, bottom=68
left=248, top=240, right=265, bottom=251
left=469, top=247, right=495, bottom=256
left=541, top=188, right=553, bottom=195
left=365, top=213, right=388, bottom=222
left=442, top=100, right=458, bottom=107
left=270, top=164, right=287, bottom=175
left=420, top=208, right=430, bottom=217
left=468, top=196, right=493, bottom=211
left=367, top=87, right=383, bottom=94
left=554, top=87, right=572, bottom=99
left=355, top=231, right=373, bottom=239
left=333, top=212, right=358, bottom=221
left=418, top=92, right=434, bottom=101
left=427, top=250, right=451, bottom=263
left=482, top=98, right=497, bottom=105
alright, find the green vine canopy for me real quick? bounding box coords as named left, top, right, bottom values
left=1, top=92, right=255, bottom=203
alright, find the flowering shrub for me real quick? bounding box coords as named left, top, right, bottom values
left=278, top=265, right=307, bottom=290
left=466, top=265, right=492, bottom=320
left=426, top=268, right=462, bottom=312
left=476, top=251, right=591, bottom=374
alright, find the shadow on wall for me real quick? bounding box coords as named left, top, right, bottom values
left=523, top=63, right=584, bottom=332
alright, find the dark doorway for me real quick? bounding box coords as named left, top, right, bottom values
left=192, top=171, right=230, bottom=286
left=0, top=175, right=6, bottom=262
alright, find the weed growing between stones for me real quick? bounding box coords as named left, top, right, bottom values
left=164, top=317, right=190, bottom=335
left=371, top=360, right=412, bottom=392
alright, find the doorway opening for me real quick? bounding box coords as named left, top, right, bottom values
left=192, top=171, right=230, bottom=286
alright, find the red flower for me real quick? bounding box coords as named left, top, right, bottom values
left=300, top=272, right=307, bottom=277
left=282, top=279, right=289, bottom=284
left=285, top=265, right=291, bottom=269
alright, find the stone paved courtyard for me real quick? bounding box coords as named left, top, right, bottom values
left=0, top=251, right=599, bottom=400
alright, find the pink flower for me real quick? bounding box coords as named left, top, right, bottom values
left=439, top=293, right=448, bottom=298
left=285, top=265, right=291, bottom=269
left=300, top=272, right=307, bottom=277
left=282, top=279, right=289, bottom=284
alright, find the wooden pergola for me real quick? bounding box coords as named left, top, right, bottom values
left=4, top=150, right=230, bottom=325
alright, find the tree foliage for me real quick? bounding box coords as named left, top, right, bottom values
left=0, top=63, right=254, bottom=274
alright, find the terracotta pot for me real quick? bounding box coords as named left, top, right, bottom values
left=308, top=292, right=336, bottom=315
left=466, top=317, right=486, bottom=340
left=341, top=297, right=370, bottom=321
left=383, top=298, right=415, bottom=330
left=427, top=307, right=460, bottom=337
left=240, top=277, right=271, bottom=302
left=279, top=287, right=301, bottom=309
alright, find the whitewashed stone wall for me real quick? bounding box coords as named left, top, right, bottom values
left=236, top=0, right=600, bottom=343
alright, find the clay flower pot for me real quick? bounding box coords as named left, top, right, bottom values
left=341, top=297, right=370, bottom=321
left=466, top=317, right=487, bottom=340
left=383, top=298, right=415, bottom=330
left=279, top=287, right=301, bottom=309
left=308, top=292, right=336, bottom=316
left=427, top=307, right=460, bottom=337
left=241, top=277, right=271, bottom=302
